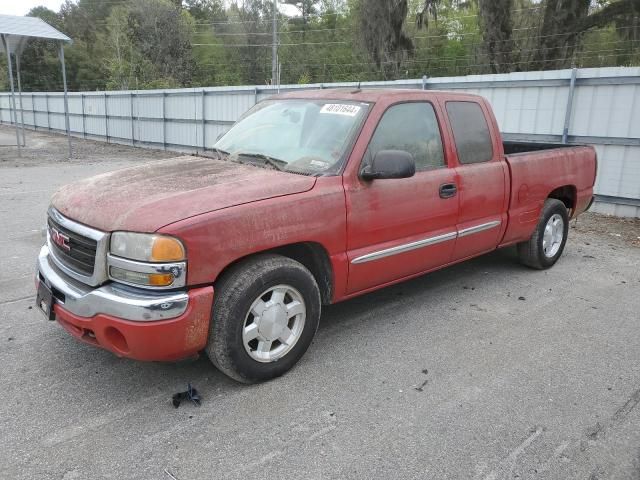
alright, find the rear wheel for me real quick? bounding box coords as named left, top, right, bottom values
left=206, top=254, right=321, bottom=383
left=517, top=199, right=569, bottom=269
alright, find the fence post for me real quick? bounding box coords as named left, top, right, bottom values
left=45, top=93, right=50, bottom=131
left=162, top=92, right=167, bottom=151
left=201, top=89, right=206, bottom=153
left=562, top=68, right=577, bottom=144
left=422, top=75, right=428, bottom=90
left=31, top=93, right=36, bottom=131
left=81, top=93, right=86, bottom=139
left=104, top=92, right=110, bottom=143
left=130, top=92, right=135, bottom=146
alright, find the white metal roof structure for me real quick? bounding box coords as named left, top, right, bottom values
left=0, top=14, right=72, bottom=157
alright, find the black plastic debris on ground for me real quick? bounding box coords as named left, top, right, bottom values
left=172, top=383, right=201, bottom=408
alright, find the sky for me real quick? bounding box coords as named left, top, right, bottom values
left=1, top=0, right=299, bottom=17
left=1, top=0, right=65, bottom=16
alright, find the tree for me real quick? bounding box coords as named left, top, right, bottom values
left=3, top=0, right=639, bottom=90
left=222, top=0, right=274, bottom=85
left=530, top=0, right=640, bottom=70
left=416, top=0, right=440, bottom=29
left=105, top=6, right=141, bottom=89
left=18, top=8, right=64, bottom=91
left=184, top=0, right=226, bottom=21
left=478, top=0, right=516, bottom=73
left=358, top=0, right=414, bottom=78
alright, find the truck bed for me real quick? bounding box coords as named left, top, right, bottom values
left=500, top=144, right=597, bottom=246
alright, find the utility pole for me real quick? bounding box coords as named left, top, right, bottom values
left=272, top=0, right=278, bottom=86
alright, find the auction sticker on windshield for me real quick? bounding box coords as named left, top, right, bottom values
left=320, top=104, right=362, bottom=116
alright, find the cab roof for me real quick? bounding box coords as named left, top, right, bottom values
left=271, top=88, right=483, bottom=104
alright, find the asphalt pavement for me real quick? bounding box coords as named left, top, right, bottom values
left=1, top=126, right=639, bottom=480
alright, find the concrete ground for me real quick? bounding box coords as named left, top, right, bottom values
left=1, top=125, right=639, bottom=480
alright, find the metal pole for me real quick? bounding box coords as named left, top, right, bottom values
left=81, top=93, right=86, bottom=139
left=2, top=34, right=21, bottom=157
left=272, top=0, right=278, bottom=87
left=59, top=42, right=72, bottom=158
left=104, top=92, right=109, bottom=143
left=562, top=67, right=577, bottom=144
left=31, top=93, right=36, bottom=131
left=162, top=92, right=166, bottom=151
left=201, top=89, right=206, bottom=152
left=130, top=92, right=135, bottom=146
left=45, top=93, right=50, bottom=131
left=15, top=53, right=25, bottom=146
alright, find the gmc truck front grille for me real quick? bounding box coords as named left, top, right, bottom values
left=46, top=208, right=109, bottom=287
left=48, top=216, right=98, bottom=275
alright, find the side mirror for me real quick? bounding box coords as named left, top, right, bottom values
left=360, top=150, right=416, bottom=181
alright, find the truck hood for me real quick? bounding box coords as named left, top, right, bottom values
left=52, top=156, right=317, bottom=232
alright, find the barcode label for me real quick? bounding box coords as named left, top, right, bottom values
left=320, top=104, right=362, bottom=117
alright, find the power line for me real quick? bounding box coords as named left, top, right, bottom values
left=193, top=40, right=349, bottom=47
left=190, top=26, right=640, bottom=53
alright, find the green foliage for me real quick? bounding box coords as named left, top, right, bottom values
left=297, top=71, right=312, bottom=83
left=1, top=0, right=637, bottom=92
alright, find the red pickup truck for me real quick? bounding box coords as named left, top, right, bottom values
left=36, top=89, right=596, bottom=383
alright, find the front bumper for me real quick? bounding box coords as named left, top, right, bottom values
left=37, top=245, right=214, bottom=361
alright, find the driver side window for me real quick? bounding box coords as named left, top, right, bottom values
left=366, top=102, right=445, bottom=171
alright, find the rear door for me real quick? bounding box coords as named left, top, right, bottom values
left=443, top=100, right=508, bottom=260
left=344, top=101, right=459, bottom=294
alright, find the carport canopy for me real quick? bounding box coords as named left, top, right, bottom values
left=0, top=14, right=72, bottom=157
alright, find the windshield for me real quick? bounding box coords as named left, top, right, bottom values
left=214, top=99, right=370, bottom=175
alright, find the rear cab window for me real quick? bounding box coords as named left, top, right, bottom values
left=446, top=101, right=494, bottom=164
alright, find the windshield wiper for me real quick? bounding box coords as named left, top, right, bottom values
left=235, top=152, right=287, bottom=171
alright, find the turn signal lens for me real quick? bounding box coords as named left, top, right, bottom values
left=109, top=267, right=175, bottom=287
left=148, top=273, right=175, bottom=286
left=151, top=237, right=186, bottom=262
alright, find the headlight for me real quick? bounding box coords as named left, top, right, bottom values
left=110, top=232, right=186, bottom=262
left=108, top=232, right=186, bottom=289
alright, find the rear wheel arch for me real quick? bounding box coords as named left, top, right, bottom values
left=548, top=185, right=577, bottom=216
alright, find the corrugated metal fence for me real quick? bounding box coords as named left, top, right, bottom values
left=1, top=66, right=639, bottom=217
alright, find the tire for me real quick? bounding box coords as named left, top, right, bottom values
left=517, top=199, right=569, bottom=270
left=206, top=254, right=321, bottom=384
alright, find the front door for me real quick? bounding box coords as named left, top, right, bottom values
left=344, top=101, right=459, bottom=294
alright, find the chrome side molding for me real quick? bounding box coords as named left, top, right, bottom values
left=351, top=220, right=501, bottom=264
left=352, top=232, right=457, bottom=264
left=457, top=220, right=502, bottom=238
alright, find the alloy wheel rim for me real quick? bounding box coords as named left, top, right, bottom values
left=242, top=284, right=306, bottom=363
left=542, top=213, right=564, bottom=258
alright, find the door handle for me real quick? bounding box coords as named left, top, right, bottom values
left=439, top=183, right=457, bottom=199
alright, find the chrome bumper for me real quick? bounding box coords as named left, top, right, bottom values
left=37, top=245, right=189, bottom=322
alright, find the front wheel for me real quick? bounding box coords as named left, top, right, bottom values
left=206, top=254, right=321, bottom=383
left=517, top=199, right=569, bottom=269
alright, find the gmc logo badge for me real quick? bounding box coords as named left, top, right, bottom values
left=50, top=227, right=71, bottom=252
